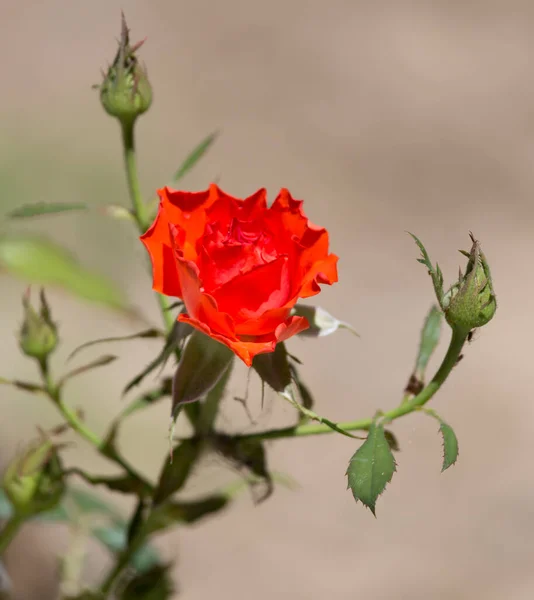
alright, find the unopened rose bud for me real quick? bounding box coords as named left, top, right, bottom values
left=97, top=14, right=152, bottom=124
left=2, top=435, right=65, bottom=516
left=443, top=233, right=497, bottom=334
left=19, top=288, right=58, bottom=361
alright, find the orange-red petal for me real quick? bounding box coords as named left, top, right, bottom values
left=140, top=204, right=182, bottom=297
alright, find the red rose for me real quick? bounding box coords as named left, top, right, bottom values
left=141, top=184, right=338, bottom=366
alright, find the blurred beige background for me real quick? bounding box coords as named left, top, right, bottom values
left=0, top=0, right=532, bottom=598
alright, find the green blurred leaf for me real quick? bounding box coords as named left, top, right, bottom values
left=384, top=429, right=400, bottom=453
left=292, top=304, right=359, bottom=338
left=213, top=436, right=273, bottom=503
left=123, top=320, right=192, bottom=396
left=34, top=503, right=70, bottom=522
left=415, top=305, right=442, bottom=380
left=346, top=422, right=397, bottom=515
left=120, top=564, right=174, bottom=600
left=439, top=421, right=459, bottom=472
left=172, top=131, right=219, bottom=182
left=0, top=235, right=129, bottom=311
left=143, top=496, right=229, bottom=535
left=0, top=489, right=13, bottom=519
left=7, top=202, right=87, bottom=219
left=68, top=329, right=163, bottom=362
left=0, top=376, right=45, bottom=394
left=67, top=487, right=124, bottom=523
left=92, top=525, right=160, bottom=573
left=69, top=470, right=151, bottom=497
left=58, top=354, right=117, bottom=387
left=153, top=439, right=202, bottom=506
left=171, top=331, right=233, bottom=418
left=98, top=204, right=134, bottom=222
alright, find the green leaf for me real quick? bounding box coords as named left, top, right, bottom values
left=171, top=331, right=233, bottom=417
left=439, top=421, right=459, bottom=472
left=6, top=202, right=87, bottom=219
left=120, top=564, right=174, bottom=600
left=409, top=233, right=444, bottom=306
left=153, top=439, right=203, bottom=505
left=346, top=422, right=397, bottom=515
left=172, top=131, right=219, bottom=182
left=0, top=235, right=129, bottom=311
left=415, top=305, right=442, bottom=380
left=92, top=525, right=160, bottom=573
left=291, top=304, right=359, bottom=338
left=34, top=503, right=70, bottom=522
left=69, top=470, right=151, bottom=497
left=67, top=487, right=124, bottom=523
left=143, top=495, right=228, bottom=535
left=98, top=204, right=134, bottom=222
left=0, top=489, right=13, bottom=519
left=58, top=354, right=117, bottom=387
left=68, top=329, right=163, bottom=361
left=0, top=376, right=45, bottom=395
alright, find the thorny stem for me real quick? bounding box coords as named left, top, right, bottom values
left=236, top=327, right=467, bottom=442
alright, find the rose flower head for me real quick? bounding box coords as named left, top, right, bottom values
left=141, top=185, right=338, bottom=366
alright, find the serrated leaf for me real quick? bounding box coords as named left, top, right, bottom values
left=414, top=305, right=442, bottom=380
left=439, top=421, right=459, bottom=471
left=0, top=235, right=129, bottom=312
left=346, top=422, right=396, bottom=515
left=171, top=331, right=233, bottom=417
left=153, top=439, right=202, bottom=506
left=7, top=202, right=87, bottom=219
left=172, top=131, right=219, bottom=182
left=58, top=354, right=117, bottom=387
left=68, top=329, right=163, bottom=361
left=291, top=304, right=359, bottom=338
left=143, top=495, right=228, bottom=535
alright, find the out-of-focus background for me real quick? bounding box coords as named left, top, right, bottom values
left=0, top=0, right=532, bottom=598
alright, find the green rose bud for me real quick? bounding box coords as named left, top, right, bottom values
left=19, top=288, right=58, bottom=361
left=2, top=434, right=65, bottom=517
left=443, top=233, right=497, bottom=334
left=97, top=14, right=152, bottom=124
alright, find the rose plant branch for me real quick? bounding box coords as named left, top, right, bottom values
left=233, top=326, right=467, bottom=442
left=0, top=15, right=498, bottom=599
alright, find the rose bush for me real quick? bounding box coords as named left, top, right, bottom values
left=141, top=184, right=338, bottom=365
